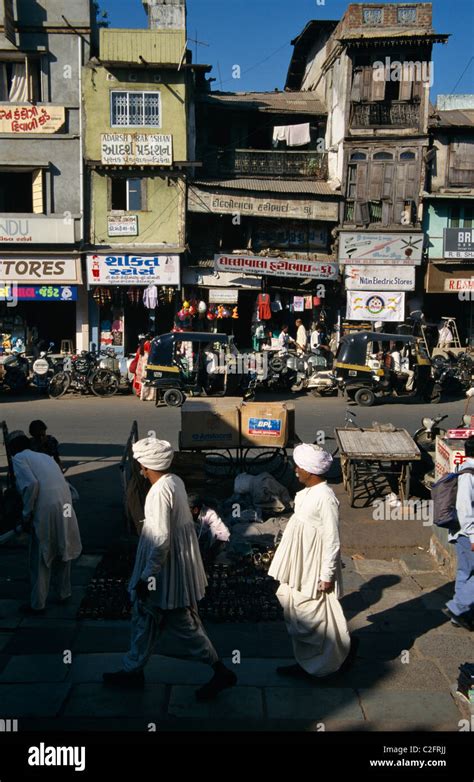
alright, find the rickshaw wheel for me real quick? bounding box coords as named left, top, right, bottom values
left=354, top=388, right=376, bottom=407
left=163, top=388, right=185, bottom=407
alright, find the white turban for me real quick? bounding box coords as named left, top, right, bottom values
left=132, top=437, right=174, bottom=471
left=293, top=444, right=333, bottom=475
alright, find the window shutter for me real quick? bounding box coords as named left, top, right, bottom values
left=361, top=67, right=373, bottom=101
left=449, top=141, right=474, bottom=186
left=354, top=163, right=368, bottom=222
left=351, top=68, right=362, bottom=102
left=369, top=162, right=384, bottom=200
left=371, top=69, right=386, bottom=102
left=399, top=75, right=412, bottom=101
left=32, top=169, right=43, bottom=214
left=382, top=162, right=395, bottom=199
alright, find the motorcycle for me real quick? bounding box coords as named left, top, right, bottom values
left=431, top=352, right=474, bottom=398
left=413, top=410, right=473, bottom=489
left=288, top=348, right=338, bottom=397
left=98, top=347, right=133, bottom=394
left=243, top=351, right=297, bottom=399
left=31, top=343, right=64, bottom=392
left=0, top=352, right=29, bottom=394
left=48, top=349, right=119, bottom=399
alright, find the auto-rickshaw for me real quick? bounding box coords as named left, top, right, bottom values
left=144, top=332, right=247, bottom=407
left=333, top=332, right=440, bottom=406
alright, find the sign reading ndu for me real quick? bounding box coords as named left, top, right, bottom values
left=87, top=254, right=180, bottom=286
left=101, top=134, right=173, bottom=166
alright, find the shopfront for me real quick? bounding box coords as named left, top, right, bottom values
left=86, top=253, right=181, bottom=355
left=0, top=255, right=81, bottom=352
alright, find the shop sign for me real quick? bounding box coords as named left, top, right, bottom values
left=0, top=284, right=77, bottom=301
left=0, top=105, right=65, bottom=134
left=339, top=232, right=423, bottom=264
left=107, top=215, right=138, bottom=236
left=182, top=268, right=261, bottom=289
left=444, top=278, right=474, bottom=292
left=253, top=222, right=327, bottom=250
left=346, top=291, right=405, bottom=322
left=0, top=218, right=75, bottom=244
left=0, top=257, right=81, bottom=283
left=214, top=254, right=339, bottom=280
left=209, top=288, right=239, bottom=304
left=188, top=186, right=339, bottom=222
left=344, top=265, right=415, bottom=291
left=87, top=254, right=180, bottom=286
left=443, top=228, right=474, bottom=259
left=101, top=133, right=173, bottom=166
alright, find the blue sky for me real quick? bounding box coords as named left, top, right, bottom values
left=103, top=0, right=474, bottom=99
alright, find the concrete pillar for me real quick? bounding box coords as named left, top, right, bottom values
left=76, top=285, right=89, bottom=352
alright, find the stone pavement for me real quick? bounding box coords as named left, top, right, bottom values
left=0, top=540, right=471, bottom=732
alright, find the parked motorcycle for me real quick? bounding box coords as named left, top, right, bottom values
left=431, top=352, right=474, bottom=398
left=31, top=343, right=64, bottom=392
left=98, top=347, right=133, bottom=393
left=48, top=350, right=119, bottom=398
left=243, top=351, right=297, bottom=400
left=288, top=349, right=338, bottom=397
left=0, top=352, right=29, bottom=394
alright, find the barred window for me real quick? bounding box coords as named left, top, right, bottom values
left=110, top=91, right=161, bottom=127
left=363, top=8, right=382, bottom=24
left=398, top=7, right=417, bottom=24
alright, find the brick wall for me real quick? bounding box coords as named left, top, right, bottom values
left=340, top=3, right=432, bottom=31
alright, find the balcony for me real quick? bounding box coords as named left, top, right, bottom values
left=207, top=148, right=328, bottom=180
left=351, top=101, right=421, bottom=129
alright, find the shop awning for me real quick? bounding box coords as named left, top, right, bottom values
left=426, top=262, right=474, bottom=293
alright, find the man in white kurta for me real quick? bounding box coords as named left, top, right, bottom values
left=269, top=444, right=351, bottom=677
left=10, top=434, right=82, bottom=613
left=103, top=437, right=237, bottom=700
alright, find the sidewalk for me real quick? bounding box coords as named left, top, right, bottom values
left=0, top=539, right=471, bottom=732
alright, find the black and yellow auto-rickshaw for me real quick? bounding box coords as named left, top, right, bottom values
left=333, top=332, right=440, bottom=407
left=144, top=332, right=246, bottom=407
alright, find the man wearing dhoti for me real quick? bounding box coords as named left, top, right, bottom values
left=269, top=444, right=352, bottom=678
left=103, top=437, right=237, bottom=700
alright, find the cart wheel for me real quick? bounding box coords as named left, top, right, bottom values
left=348, top=462, right=356, bottom=506
left=163, top=388, right=185, bottom=407
left=400, top=464, right=411, bottom=502
left=354, top=388, right=376, bottom=407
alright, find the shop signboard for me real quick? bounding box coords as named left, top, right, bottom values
left=0, top=284, right=77, bottom=301
left=101, top=133, right=173, bottom=166
left=444, top=278, right=474, bottom=292
left=214, top=254, right=339, bottom=280
left=344, top=265, right=415, bottom=291
left=253, top=222, right=327, bottom=250
left=182, top=268, right=261, bottom=289
left=0, top=105, right=65, bottom=134
left=0, top=257, right=81, bottom=283
left=443, top=228, right=474, bottom=259
left=87, top=254, right=180, bottom=286
left=209, top=288, right=239, bottom=304
left=188, top=186, right=339, bottom=222
left=346, top=291, right=405, bottom=322
left=0, top=218, right=75, bottom=244
left=339, top=232, right=423, bottom=264
left=107, top=215, right=138, bottom=236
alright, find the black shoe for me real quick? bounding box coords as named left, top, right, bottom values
left=442, top=608, right=473, bottom=631
left=102, top=670, right=145, bottom=688
left=195, top=665, right=237, bottom=701
left=19, top=604, right=45, bottom=615
left=276, top=663, right=311, bottom=679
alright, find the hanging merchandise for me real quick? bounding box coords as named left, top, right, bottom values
left=216, top=305, right=225, bottom=319
left=143, top=285, right=158, bottom=310
left=304, top=295, right=313, bottom=310
left=232, top=307, right=239, bottom=319
left=257, top=293, right=272, bottom=320
left=198, top=300, right=207, bottom=316
left=293, top=296, right=305, bottom=312
left=313, top=296, right=321, bottom=307
left=127, top=288, right=141, bottom=305
left=271, top=294, right=283, bottom=313
left=207, top=306, right=217, bottom=321
left=93, top=288, right=112, bottom=307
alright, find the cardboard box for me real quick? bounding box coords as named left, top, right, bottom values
left=240, top=402, right=294, bottom=447
left=180, top=401, right=240, bottom=449
left=435, top=436, right=466, bottom=480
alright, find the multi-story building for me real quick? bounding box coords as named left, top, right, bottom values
left=0, top=0, right=95, bottom=352
left=83, top=0, right=193, bottom=353
left=423, top=95, right=474, bottom=343
left=287, top=3, right=449, bottom=332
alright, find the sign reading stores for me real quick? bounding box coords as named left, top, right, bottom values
left=101, top=133, right=173, bottom=166
left=339, top=232, right=423, bottom=264
left=87, top=255, right=180, bottom=286
left=0, top=258, right=81, bottom=283
left=214, top=254, right=339, bottom=280
left=344, top=265, right=415, bottom=291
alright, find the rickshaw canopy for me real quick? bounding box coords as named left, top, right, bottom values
left=148, top=332, right=231, bottom=366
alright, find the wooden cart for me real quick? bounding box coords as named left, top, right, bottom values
left=335, top=426, right=421, bottom=507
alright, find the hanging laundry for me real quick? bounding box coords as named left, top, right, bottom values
left=271, top=294, right=283, bottom=313
left=257, top=293, right=272, bottom=320
left=272, top=123, right=311, bottom=148
left=293, top=296, right=305, bottom=312
left=143, top=285, right=158, bottom=309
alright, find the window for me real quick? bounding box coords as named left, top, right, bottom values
left=0, top=168, right=43, bottom=213
left=373, top=152, right=393, bottom=160
left=351, top=152, right=367, bottom=161
left=398, top=7, right=417, bottom=24
left=363, top=8, right=382, bottom=24
left=0, top=58, right=41, bottom=102
left=110, top=177, right=143, bottom=211
left=110, top=91, right=161, bottom=127
left=449, top=205, right=474, bottom=228
left=400, top=151, right=416, bottom=160
left=448, top=140, right=474, bottom=187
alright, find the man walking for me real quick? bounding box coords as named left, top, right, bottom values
left=103, top=437, right=237, bottom=700
left=444, top=436, right=474, bottom=631
left=269, top=444, right=352, bottom=677
left=295, top=319, right=308, bottom=355
left=9, top=433, right=82, bottom=614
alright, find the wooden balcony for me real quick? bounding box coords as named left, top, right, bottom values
left=207, top=148, right=328, bottom=180
left=351, top=101, right=421, bottom=129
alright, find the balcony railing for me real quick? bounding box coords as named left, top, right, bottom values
left=351, top=101, right=421, bottom=128
left=206, top=148, right=328, bottom=180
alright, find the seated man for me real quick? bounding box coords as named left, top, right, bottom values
left=391, top=343, right=415, bottom=392
left=188, top=494, right=230, bottom=565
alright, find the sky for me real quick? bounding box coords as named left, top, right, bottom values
left=102, top=0, right=474, bottom=99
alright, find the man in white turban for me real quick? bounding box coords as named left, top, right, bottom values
left=268, top=444, right=353, bottom=678
left=103, top=437, right=237, bottom=700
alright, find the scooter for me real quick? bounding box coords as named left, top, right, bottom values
left=288, top=349, right=338, bottom=397
left=0, top=352, right=29, bottom=393
left=31, top=343, right=64, bottom=392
